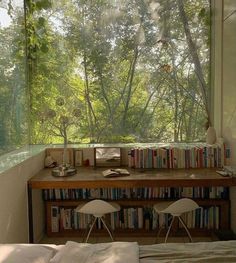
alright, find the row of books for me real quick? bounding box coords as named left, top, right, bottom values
left=111, top=206, right=219, bottom=230
left=43, top=186, right=229, bottom=201
left=51, top=205, right=220, bottom=232
left=127, top=144, right=225, bottom=169
left=51, top=206, right=93, bottom=232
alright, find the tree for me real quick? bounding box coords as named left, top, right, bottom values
left=27, top=0, right=210, bottom=144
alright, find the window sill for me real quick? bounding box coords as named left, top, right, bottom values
left=0, top=145, right=46, bottom=174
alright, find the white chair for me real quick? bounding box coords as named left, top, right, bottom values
left=154, top=198, right=199, bottom=243
left=75, top=199, right=120, bottom=242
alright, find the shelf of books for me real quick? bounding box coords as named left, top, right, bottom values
left=43, top=186, right=229, bottom=201
left=127, top=143, right=226, bottom=169
left=44, top=186, right=230, bottom=237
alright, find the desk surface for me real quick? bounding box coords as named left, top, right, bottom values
left=28, top=167, right=236, bottom=189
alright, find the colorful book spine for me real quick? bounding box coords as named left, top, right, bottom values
left=43, top=186, right=229, bottom=201
left=127, top=144, right=226, bottom=169
left=52, top=205, right=221, bottom=232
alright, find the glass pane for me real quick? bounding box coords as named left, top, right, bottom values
left=0, top=0, right=28, bottom=155
left=29, top=0, right=210, bottom=144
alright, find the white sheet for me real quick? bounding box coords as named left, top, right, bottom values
left=1, top=240, right=236, bottom=263
left=0, top=244, right=57, bottom=263
left=139, top=240, right=236, bottom=262
left=49, top=241, right=139, bottom=263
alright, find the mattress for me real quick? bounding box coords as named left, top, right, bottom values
left=139, top=240, right=236, bottom=262
left=1, top=240, right=236, bottom=263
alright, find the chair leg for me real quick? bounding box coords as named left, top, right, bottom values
left=82, top=216, right=93, bottom=242
left=85, top=216, right=97, bottom=243
left=155, top=221, right=165, bottom=243
left=178, top=216, right=193, bottom=242
left=165, top=216, right=175, bottom=243
left=100, top=217, right=114, bottom=241
left=102, top=217, right=115, bottom=239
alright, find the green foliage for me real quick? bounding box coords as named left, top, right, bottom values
left=27, top=0, right=210, bottom=144
left=0, top=0, right=211, bottom=150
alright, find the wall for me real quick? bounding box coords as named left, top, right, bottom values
left=222, top=0, right=236, bottom=161
left=0, top=151, right=45, bottom=243
left=214, top=0, right=236, bottom=232
left=223, top=0, right=236, bottom=233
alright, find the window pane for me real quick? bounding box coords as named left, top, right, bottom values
left=29, top=0, right=210, bottom=144
left=0, top=0, right=28, bottom=155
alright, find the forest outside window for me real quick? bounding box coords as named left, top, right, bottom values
left=0, top=0, right=211, bottom=156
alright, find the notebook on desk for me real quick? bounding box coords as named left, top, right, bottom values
left=102, top=168, right=130, bottom=178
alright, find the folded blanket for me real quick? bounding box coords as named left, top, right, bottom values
left=139, top=241, right=236, bottom=263
left=50, top=241, right=139, bottom=263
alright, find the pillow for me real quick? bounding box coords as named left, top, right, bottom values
left=50, top=241, right=139, bottom=263
left=0, top=244, right=56, bottom=263
left=49, top=242, right=92, bottom=263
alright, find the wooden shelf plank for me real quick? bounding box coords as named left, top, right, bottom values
left=29, top=167, right=236, bottom=189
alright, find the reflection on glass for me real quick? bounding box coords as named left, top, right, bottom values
left=95, top=148, right=121, bottom=167
left=0, top=0, right=28, bottom=156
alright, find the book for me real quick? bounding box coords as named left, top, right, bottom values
left=102, top=168, right=130, bottom=178
left=51, top=206, right=59, bottom=232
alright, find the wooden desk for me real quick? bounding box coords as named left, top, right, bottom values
left=28, top=168, right=236, bottom=242
left=29, top=167, right=236, bottom=188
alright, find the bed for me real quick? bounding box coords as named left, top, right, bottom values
left=1, top=240, right=236, bottom=263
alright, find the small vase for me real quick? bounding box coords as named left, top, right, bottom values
left=206, top=126, right=216, bottom=145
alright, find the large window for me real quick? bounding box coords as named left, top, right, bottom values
left=0, top=0, right=28, bottom=155
left=1, top=0, right=211, bottom=149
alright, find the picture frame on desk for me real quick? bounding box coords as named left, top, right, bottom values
left=94, top=147, right=121, bottom=167
left=74, top=149, right=83, bottom=166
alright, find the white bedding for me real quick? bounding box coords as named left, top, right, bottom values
left=50, top=241, right=139, bottom=263
left=139, top=241, right=236, bottom=262
left=0, top=244, right=58, bottom=263
left=1, top=240, right=236, bottom=263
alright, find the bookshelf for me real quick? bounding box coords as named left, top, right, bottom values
left=28, top=167, right=236, bottom=241
left=45, top=199, right=229, bottom=237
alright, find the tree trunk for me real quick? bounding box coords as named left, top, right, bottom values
left=122, top=47, right=139, bottom=130
left=83, top=52, right=98, bottom=140
left=177, top=0, right=211, bottom=125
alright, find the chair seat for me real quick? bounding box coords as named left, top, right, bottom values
left=75, top=199, right=120, bottom=217
left=154, top=201, right=174, bottom=214
left=154, top=198, right=200, bottom=243
left=75, top=199, right=121, bottom=243
left=154, top=198, right=199, bottom=216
